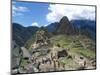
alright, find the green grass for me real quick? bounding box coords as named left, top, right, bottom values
left=52, top=35, right=95, bottom=60
left=20, top=59, right=28, bottom=67
left=52, top=35, right=73, bottom=48
left=71, top=47, right=95, bottom=59
left=79, top=49, right=95, bottom=59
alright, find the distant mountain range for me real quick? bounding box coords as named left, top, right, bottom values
left=12, top=16, right=96, bottom=47
left=12, top=23, right=38, bottom=46
left=46, top=22, right=59, bottom=32
left=70, top=20, right=96, bottom=40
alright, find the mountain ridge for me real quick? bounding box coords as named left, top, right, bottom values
left=12, top=16, right=96, bottom=47
left=12, top=23, right=39, bottom=46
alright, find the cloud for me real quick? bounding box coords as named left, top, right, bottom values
left=13, top=5, right=29, bottom=12
left=12, top=1, right=29, bottom=16
left=31, top=22, right=40, bottom=27
left=46, top=4, right=95, bottom=23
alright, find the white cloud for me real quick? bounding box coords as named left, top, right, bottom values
left=31, top=22, right=40, bottom=27
left=12, top=12, right=23, bottom=16
left=13, top=5, right=29, bottom=12
left=43, top=23, right=50, bottom=27
left=12, top=2, right=29, bottom=16
left=46, top=4, right=95, bottom=23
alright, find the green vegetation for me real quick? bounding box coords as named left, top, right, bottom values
left=71, top=47, right=95, bottom=59
left=20, top=58, right=28, bottom=67
left=51, top=35, right=73, bottom=48
left=59, top=57, right=80, bottom=70
left=52, top=35, right=96, bottom=60
left=24, top=33, right=36, bottom=49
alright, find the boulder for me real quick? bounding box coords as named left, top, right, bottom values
left=21, top=47, right=31, bottom=59
left=11, top=41, right=22, bottom=70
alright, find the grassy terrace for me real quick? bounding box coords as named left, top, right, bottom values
left=52, top=35, right=96, bottom=60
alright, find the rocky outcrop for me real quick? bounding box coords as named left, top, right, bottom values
left=11, top=41, right=22, bottom=74
left=31, top=30, right=50, bottom=50
left=35, top=30, right=49, bottom=45
left=21, top=47, right=31, bottom=59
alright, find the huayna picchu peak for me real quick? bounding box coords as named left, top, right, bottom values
left=56, top=16, right=75, bottom=35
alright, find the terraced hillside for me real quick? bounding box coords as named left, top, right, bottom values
left=12, top=32, right=96, bottom=74
left=50, top=35, right=96, bottom=70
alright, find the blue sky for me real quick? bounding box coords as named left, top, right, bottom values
left=12, top=1, right=49, bottom=27
left=12, top=1, right=96, bottom=27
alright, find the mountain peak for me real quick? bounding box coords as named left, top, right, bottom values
left=60, top=16, right=69, bottom=22
left=56, top=16, right=75, bottom=35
